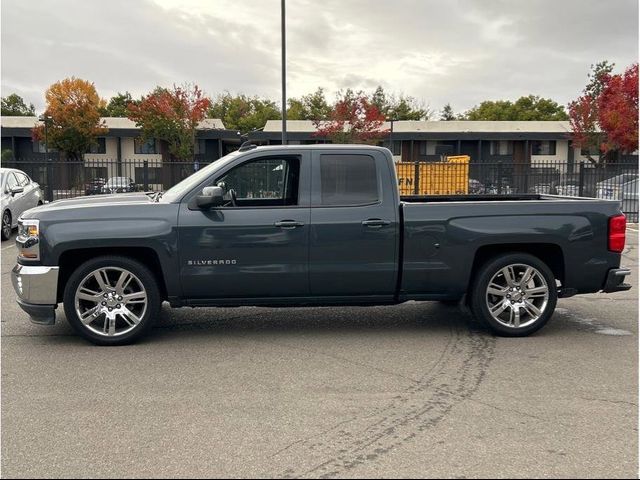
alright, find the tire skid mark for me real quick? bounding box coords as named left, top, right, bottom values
left=274, top=322, right=495, bottom=479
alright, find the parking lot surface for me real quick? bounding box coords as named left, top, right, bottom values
left=1, top=231, right=637, bottom=478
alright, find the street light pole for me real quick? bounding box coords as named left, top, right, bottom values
left=281, top=0, right=287, bottom=145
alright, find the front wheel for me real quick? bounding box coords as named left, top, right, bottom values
left=469, top=253, right=557, bottom=337
left=63, top=256, right=161, bottom=345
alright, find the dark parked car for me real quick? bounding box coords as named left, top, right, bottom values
left=101, top=177, right=136, bottom=194
left=11, top=145, right=631, bottom=345
left=85, top=177, right=106, bottom=195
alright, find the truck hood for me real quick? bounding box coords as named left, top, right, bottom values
left=21, top=193, right=155, bottom=219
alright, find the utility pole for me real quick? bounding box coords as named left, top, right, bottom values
left=281, top=0, right=287, bottom=145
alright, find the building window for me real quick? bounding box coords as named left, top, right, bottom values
left=32, top=141, right=47, bottom=153
left=87, top=138, right=106, bottom=154
left=194, top=139, right=206, bottom=155
left=418, top=141, right=427, bottom=156
left=134, top=138, right=157, bottom=154
left=490, top=140, right=513, bottom=155
left=381, top=140, right=401, bottom=155
left=531, top=140, right=556, bottom=156
left=85, top=167, right=108, bottom=181
left=135, top=166, right=162, bottom=184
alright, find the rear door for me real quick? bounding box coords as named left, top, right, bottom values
left=309, top=150, right=399, bottom=298
left=178, top=151, right=311, bottom=299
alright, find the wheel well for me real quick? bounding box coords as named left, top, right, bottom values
left=56, top=247, right=168, bottom=303
left=468, top=243, right=565, bottom=291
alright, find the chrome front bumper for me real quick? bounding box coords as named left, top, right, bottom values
left=11, top=264, right=59, bottom=325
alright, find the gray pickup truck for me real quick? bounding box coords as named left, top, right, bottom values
left=11, top=145, right=631, bottom=345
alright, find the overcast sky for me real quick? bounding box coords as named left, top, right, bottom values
left=1, top=0, right=638, bottom=116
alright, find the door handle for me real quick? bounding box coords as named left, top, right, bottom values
left=274, top=220, right=305, bottom=229
left=362, top=218, right=391, bottom=228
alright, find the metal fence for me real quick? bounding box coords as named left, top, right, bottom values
left=2, top=157, right=638, bottom=221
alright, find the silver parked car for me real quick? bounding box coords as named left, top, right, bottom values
left=1, top=168, right=44, bottom=240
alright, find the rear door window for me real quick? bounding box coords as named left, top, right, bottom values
left=318, top=154, right=379, bottom=206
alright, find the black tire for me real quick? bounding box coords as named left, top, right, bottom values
left=63, top=255, right=161, bottom=346
left=1, top=210, right=11, bottom=241
left=469, top=253, right=557, bottom=337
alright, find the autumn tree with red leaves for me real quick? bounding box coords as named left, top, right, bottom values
left=313, top=91, right=388, bottom=144
left=127, top=84, right=211, bottom=161
left=569, top=62, right=639, bottom=165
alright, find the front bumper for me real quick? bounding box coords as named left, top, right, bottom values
left=11, top=264, right=59, bottom=325
left=602, top=267, right=632, bottom=293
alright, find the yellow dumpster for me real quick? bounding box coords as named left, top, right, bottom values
left=396, top=155, right=469, bottom=195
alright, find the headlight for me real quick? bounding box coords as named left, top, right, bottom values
left=17, top=219, right=40, bottom=260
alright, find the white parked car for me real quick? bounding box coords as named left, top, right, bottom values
left=596, top=173, right=639, bottom=222
left=1, top=168, right=44, bottom=240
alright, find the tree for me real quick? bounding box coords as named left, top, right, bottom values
left=313, top=92, right=388, bottom=144
left=568, top=61, right=638, bottom=165
left=440, top=103, right=456, bottom=121
left=32, top=77, right=107, bottom=160
left=287, top=88, right=331, bottom=120
left=369, top=86, right=431, bottom=120
left=127, top=84, right=211, bottom=161
left=208, top=93, right=280, bottom=133
left=101, top=92, right=136, bottom=117
left=1, top=94, right=36, bottom=116
left=597, top=63, right=638, bottom=155
left=462, top=95, right=568, bottom=121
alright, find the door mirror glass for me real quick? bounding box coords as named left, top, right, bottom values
left=196, top=186, right=225, bottom=208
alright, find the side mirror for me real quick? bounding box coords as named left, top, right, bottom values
left=196, top=186, right=225, bottom=208
left=11, top=186, right=24, bottom=196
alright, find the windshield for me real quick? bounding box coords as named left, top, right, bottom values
left=160, top=151, right=243, bottom=203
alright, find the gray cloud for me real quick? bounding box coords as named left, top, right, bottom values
left=2, top=0, right=638, bottom=115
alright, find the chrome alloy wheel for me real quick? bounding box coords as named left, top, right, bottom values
left=74, top=267, right=148, bottom=337
left=485, top=263, right=549, bottom=329
left=2, top=212, right=11, bottom=239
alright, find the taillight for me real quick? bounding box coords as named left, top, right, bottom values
left=608, top=214, right=626, bottom=252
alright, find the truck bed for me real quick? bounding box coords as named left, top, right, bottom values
left=400, top=194, right=600, bottom=203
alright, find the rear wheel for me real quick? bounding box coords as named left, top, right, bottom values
left=470, top=253, right=557, bottom=337
left=63, top=256, right=161, bottom=345
left=1, top=210, right=11, bottom=240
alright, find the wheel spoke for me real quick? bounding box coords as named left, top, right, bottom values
left=487, top=282, right=508, bottom=297
left=80, top=305, right=101, bottom=324
left=115, top=271, right=133, bottom=294
left=103, top=314, right=116, bottom=336
left=526, top=286, right=548, bottom=297
left=490, top=301, right=508, bottom=316
left=501, top=266, right=516, bottom=287
left=520, top=267, right=534, bottom=286
left=123, top=291, right=146, bottom=304
left=77, top=286, right=102, bottom=303
left=523, top=301, right=542, bottom=319
left=511, top=307, right=521, bottom=327
left=119, top=307, right=141, bottom=327
left=93, top=269, right=111, bottom=291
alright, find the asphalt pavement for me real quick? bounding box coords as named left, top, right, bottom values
left=1, top=231, right=637, bottom=478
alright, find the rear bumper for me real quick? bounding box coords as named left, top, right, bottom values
left=602, top=267, right=632, bottom=293
left=11, top=264, right=59, bottom=325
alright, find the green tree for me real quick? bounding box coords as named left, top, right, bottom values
left=101, top=92, right=136, bottom=117
left=1, top=93, right=36, bottom=116
left=462, top=95, right=568, bottom=121
left=287, top=88, right=331, bottom=120
left=208, top=93, right=280, bottom=133
left=368, top=86, right=431, bottom=120
left=439, top=103, right=456, bottom=121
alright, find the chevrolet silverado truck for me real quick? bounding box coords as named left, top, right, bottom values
left=11, top=145, right=631, bottom=345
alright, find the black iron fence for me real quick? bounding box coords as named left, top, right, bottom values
left=2, top=157, right=638, bottom=221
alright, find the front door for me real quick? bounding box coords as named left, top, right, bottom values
left=178, top=153, right=311, bottom=299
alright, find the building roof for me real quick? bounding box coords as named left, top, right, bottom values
left=1, top=116, right=226, bottom=130
left=263, top=119, right=572, bottom=133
